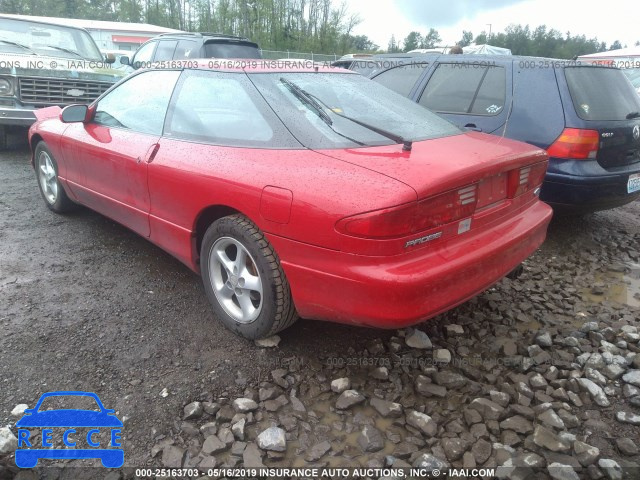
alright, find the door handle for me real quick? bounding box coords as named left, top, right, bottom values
left=144, top=143, right=160, bottom=164
left=464, top=123, right=482, bottom=132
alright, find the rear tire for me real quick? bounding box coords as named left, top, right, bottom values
left=201, top=215, right=298, bottom=339
left=35, top=141, right=76, bottom=213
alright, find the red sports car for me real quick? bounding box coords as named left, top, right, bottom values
left=29, top=62, right=553, bottom=339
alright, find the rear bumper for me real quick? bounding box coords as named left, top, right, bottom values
left=267, top=200, right=552, bottom=329
left=541, top=158, right=640, bottom=212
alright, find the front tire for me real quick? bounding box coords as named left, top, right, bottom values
left=35, top=142, right=76, bottom=213
left=201, top=215, right=298, bottom=339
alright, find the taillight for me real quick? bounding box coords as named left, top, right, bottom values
left=335, top=203, right=416, bottom=238
left=414, top=186, right=477, bottom=231
left=546, top=128, right=599, bottom=159
left=508, top=162, right=547, bottom=198
left=336, top=185, right=478, bottom=239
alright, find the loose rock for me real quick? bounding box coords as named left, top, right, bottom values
left=577, top=378, right=610, bottom=407
left=533, top=425, right=571, bottom=452
left=615, top=411, right=640, bottom=425
left=330, top=377, right=351, bottom=393
left=183, top=401, right=203, bottom=420
left=405, top=329, right=432, bottom=349
left=11, top=404, right=28, bottom=417
left=254, top=335, right=281, bottom=348
left=335, top=390, right=365, bottom=409
left=257, top=427, right=287, bottom=452
left=357, top=425, right=385, bottom=452
left=370, top=397, right=403, bottom=418
left=406, top=410, right=437, bottom=436
left=598, top=458, right=623, bottom=480
left=305, top=440, right=332, bottom=461
left=233, top=398, right=258, bottom=413
left=0, top=427, right=18, bottom=454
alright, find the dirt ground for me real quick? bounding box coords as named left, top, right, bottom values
left=0, top=139, right=395, bottom=467
left=1, top=136, right=639, bottom=478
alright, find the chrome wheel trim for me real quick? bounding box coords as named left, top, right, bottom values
left=209, top=236, right=263, bottom=324
left=37, top=151, right=58, bottom=205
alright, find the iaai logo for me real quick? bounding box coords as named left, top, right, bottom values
left=15, top=391, right=123, bottom=468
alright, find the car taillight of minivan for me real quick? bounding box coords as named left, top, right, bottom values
left=546, top=128, right=599, bottom=160
left=507, top=162, right=547, bottom=198
left=336, top=186, right=478, bottom=239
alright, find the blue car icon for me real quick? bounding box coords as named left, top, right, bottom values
left=15, top=391, right=123, bottom=468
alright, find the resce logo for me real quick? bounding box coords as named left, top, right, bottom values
left=15, top=391, right=124, bottom=468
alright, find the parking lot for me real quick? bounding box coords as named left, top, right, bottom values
left=1, top=137, right=639, bottom=478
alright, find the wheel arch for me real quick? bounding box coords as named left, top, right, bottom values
left=30, top=133, right=44, bottom=167
left=192, top=204, right=246, bottom=269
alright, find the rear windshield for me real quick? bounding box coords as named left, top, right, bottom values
left=249, top=72, right=461, bottom=149
left=564, top=67, right=640, bottom=121
left=203, top=41, right=261, bottom=59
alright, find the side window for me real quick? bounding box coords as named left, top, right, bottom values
left=93, top=70, right=180, bottom=135
left=175, top=40, right=199, bottom=59
left=132, top=41, right=156, bottom=68
left=165, top=71, right=275, bottom=147
left=154, top=40, right=178, bottom=61
left=469, top=66, right=506, bottom=115
left=419, top=63, right=506, bottom=115
left=372, top=63, right=427, bottom=97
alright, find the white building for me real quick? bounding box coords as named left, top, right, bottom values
left=1, top=14, right=181, bottom=52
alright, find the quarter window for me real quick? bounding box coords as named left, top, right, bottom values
left=372, top=63, right=427, bottom=97
left=175, top=40, right=199, bottom=59
left=165, top=71, right=284, bottom=147
left=154, top=40, right=178, bottom=61
left=93, top=70, right=180, bottom=135
left=419, top=64, right=506, bottom=116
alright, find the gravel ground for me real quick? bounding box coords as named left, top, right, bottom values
left=1, top=138, right=639, bottom=479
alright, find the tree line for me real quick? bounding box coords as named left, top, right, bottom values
left=0, top=0, right=378, bottom=54
left=394, top=24, right=640, bottom=59
left=2, top=0, right=638, bottom=58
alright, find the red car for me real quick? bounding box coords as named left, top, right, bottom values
left=29, top=62, right=553, bottom=339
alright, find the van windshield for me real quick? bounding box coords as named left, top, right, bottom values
left=564, top=67, right=640, bottom=121
left=0, top=17, right=102, bottom=60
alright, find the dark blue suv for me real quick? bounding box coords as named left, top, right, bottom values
left=352, top=54, right=640, bottom=213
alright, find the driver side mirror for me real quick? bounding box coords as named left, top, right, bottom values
left=104, top=53, right=116, bottom=64
left=60, top=104, right=89, bottom=123
left=119, top=55, right=130, bottom=66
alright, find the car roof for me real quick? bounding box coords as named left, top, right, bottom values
left=141, top=59, right=356, bottom=74
left=156, top=32, right=256, bottom=43
left=0, top=13, right=92, bottom=34
left=361, top=52, right=620, bottom=69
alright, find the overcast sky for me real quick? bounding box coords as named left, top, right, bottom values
left=346, top=0, right=639, bottom=49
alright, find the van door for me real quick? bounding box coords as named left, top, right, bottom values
left=414, top=60, right=512, bottom=134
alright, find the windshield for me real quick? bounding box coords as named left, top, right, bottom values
left=250, top=72, right=461, bottom=149
left=564, top=67, right=640, bottom=121
left=0, top=17, right=102, bottom=60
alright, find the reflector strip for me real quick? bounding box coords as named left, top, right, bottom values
left=458, top=185, right=477, bottom=205
left=519, top=167, right=531, bottom=185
